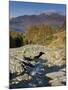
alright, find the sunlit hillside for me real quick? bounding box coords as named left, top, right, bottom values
left=48, top=30, right=65, bottom=48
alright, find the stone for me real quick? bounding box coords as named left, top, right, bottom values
left=9, top=45, right=66, bottom=87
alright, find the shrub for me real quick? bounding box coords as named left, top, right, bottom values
left=10, top=32, right=23, bottom=48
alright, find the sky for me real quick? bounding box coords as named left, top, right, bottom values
left=9, top=1, right=66, bottom=18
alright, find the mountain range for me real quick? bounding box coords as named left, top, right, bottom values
left=10, top=12, right=65, bottom=32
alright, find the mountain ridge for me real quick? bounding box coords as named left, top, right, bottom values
left=10, top=12, right=65, bottom=32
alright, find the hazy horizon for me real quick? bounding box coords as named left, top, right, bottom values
left=9, top=1, right=66, bottom=18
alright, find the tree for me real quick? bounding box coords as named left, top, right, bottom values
left=15, top=34, right=23, bottom=47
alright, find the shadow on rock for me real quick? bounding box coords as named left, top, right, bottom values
left=45, top=64, right=66, bottom=74
left=9, top=75, right=52, bottom=89
left=9, top=57, right=66, bottom=89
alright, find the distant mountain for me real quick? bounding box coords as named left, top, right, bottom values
left=10, top=12, right=65, bottom=32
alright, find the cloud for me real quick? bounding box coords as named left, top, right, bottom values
left=42, top=9, right=59, bottom=15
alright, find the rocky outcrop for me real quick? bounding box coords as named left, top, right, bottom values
left=9, top=45, right=66, bottom=88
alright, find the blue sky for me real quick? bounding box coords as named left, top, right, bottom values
left=9, top=1, right=66, bottom=18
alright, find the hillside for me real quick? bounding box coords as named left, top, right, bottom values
left=48, top=31, right=65, bottom=48
left=10, top=21, right=66, bottom=48
left=48, top=21, right=66, bottom=48
left=25, top=22, right=66, bottom=47
left=25, top=25, right=54, bottom=45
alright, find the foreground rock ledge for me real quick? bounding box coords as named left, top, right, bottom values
left=9, top=45, right=66, bottom=87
